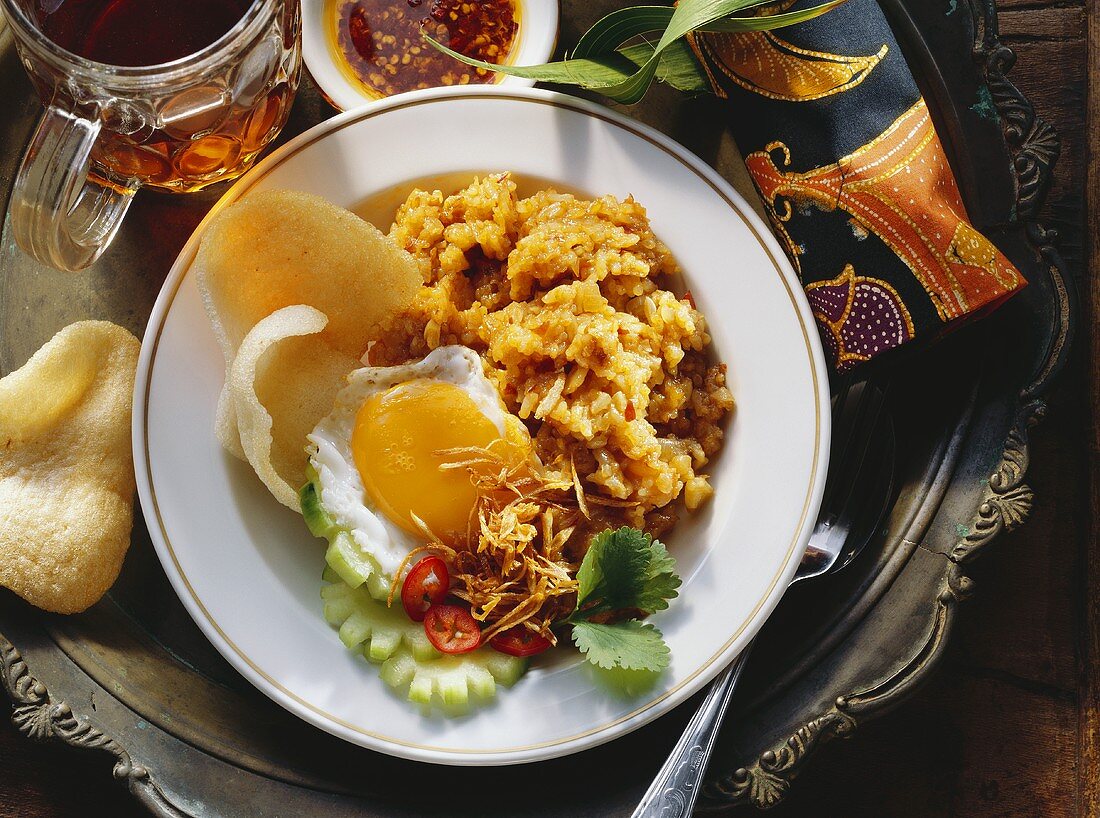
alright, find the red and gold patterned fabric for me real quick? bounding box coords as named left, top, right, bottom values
left=689, top=0, right=1025, bottom=371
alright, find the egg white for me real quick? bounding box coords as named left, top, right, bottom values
left=306, top=345, right=508, bottom=577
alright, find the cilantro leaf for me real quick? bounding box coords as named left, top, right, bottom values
left=575, top=527, right=681, bottom=617
left=576, top=527, right=649, bottom=610
left=570, top=528, right=682, bottom=674
left=571, top=620, right=671, bottom=672
left=636, top=536, right=681, bottom=613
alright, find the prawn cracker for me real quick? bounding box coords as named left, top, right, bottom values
left=194, top=189, right=422, bottom=363
left=0, top=321, right=140, bottom=614
left=228, top=305, right=359, bottom=509
left=194, top=189, right=421, bottom=471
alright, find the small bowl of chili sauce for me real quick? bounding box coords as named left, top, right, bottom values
left=302, top=0, right=559, bottom=110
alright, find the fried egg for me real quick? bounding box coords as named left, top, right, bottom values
left=307, top=345, right=523, bottom=577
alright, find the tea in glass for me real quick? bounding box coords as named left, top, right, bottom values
left=2, top=0, right=301, bottom=269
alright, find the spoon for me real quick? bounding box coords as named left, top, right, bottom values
left=632, top=380, right=894, bottom=818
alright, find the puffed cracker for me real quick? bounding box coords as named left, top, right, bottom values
left=0, top=321, right=139, bottom=614
left=194, top=189, right=420, bottom=466
left=228, top=305, right=358, bottom=509
left=194, top=188, right=421, bottom=362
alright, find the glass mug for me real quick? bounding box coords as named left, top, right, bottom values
left=1, top=0, right=302, bottom=271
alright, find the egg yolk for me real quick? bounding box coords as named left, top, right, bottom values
left=352, top=379, right=502, bottom=545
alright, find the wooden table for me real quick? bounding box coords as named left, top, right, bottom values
left=0, top=0, right=1092, bottom=814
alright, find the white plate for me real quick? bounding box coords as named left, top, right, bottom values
left=134, top=86, right=830, bottom=767
left=302, top=0, right=559, bottom=112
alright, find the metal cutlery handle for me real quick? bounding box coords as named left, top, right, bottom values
left=631, top=379, right=891, bottom=818
left=631, top=644, right=754, bottom=818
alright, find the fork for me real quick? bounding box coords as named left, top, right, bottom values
left=631, top=380, right=892, bottom=818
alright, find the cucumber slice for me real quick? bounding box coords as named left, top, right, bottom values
left=466, top=665, right=497, bottom=699
left=484, top=651, right=528, bottom=687
left=379, top=650, right=416, bottom=688
left=437, top=670, right=469, bottom=707
left=302, top=474, right=392, bottom=602
left=366, top=628, right=401, bottom=662
left=379, top=646, right=527, bottom=708
left=365, top=570, right=391, bottom=603
left=321, top=582, right=359, bottom=625
left=409, top=673, right=435, bottom=705
left=403, top=626, right=442, bottom=662
left=338, top=611, right=376, bottom=650
left=325, top=533, right=375, bottom=590
left=300, top=477, right=336, bottom=538
left=319, top=551, right=531, bottom=712
left=325, top=535, right=390, bottom=601
left=322, top=579, right=440, bottom=662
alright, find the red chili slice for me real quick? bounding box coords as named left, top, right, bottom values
left=423, top=604, right=482, bottom=654
left=401, top=556, right=450, bottom=622
left=489, top=627, right=552, bottom=657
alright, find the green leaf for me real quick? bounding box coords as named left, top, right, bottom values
left=572, top=620, right=671, bottom=672
left=574, top=531, right=605, bottom=608
left=576, top=527, right=641, bottom=611
left=576, top=0, right=844, bottom=104
left=590, top=0, right=765, bottom=103
left=423, top=39, right=640, bottom=88
left=617, top=40, right=711, bottom=95
left=571, top=5, right=678, bottom=60
left=424, top=0, right=846, bottom=104
left=574, top=527, right=681, bottom=617
left=571, top=527, right=680, bottom=675
left=569, top=2, right=774, bottom=60
left=570, top=1, right=779, bottom=61
left=577, top=527, right=649, bottom=610
left=635, top=537, right=682, bottom=613
left=696, top=1, right=848, bottom=32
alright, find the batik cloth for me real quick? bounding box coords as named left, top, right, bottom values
left=688, top=0, right=1025, bottom=372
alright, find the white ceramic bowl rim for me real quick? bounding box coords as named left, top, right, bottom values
left=133, top=85, right=831, bottom=766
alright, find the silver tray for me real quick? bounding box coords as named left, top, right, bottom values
left=0, top=0, right=1075, bottom=813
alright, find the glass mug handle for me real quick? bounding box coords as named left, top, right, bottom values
left=10, top=104, right=136, bottom=272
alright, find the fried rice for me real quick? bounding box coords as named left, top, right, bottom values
left=372, top=172, right=734, bottom=537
